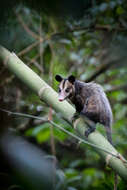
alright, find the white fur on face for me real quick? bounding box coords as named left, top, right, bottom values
left=58, top=80, right=73, bottom=101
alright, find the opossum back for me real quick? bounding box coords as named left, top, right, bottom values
left=86, top=82, right=113, bottom=126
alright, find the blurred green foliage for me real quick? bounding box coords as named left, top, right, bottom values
left=0, top=0, right=127, bottom=189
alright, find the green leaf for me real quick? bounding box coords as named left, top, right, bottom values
left=110, top=90, right=126, bottom=101
left=36, top=129, right=50, bottom=143
left=32, top=123, right=50, bottom=136
left=25, top=128, right=34, bottom=136
left=54, top=128, right=68, bottom=141
left=83, top=168, right=96, bottom=176
left=65, top=169, right=78, bottom=179
left=67, top=176, right=82, bottom=184
left=116, top=6, right=124, bottom=15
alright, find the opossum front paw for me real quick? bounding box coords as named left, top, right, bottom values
left=71, top=112, right=80, bottom=123
left=85, top=127, right=96, bottom=138
left=85, top=130, right=89, bottom=138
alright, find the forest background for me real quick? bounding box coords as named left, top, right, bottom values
left=0, top=0, right=127, bottom=189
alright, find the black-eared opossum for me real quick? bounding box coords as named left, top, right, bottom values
left=55, top=75, right=113, bottom=144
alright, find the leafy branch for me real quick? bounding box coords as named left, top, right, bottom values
left=0, top=107, right=124, bottom=161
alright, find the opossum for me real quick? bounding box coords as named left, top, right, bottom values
left=55, top=74, right=113, bottom=144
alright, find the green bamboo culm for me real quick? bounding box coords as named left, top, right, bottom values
left=0, top=45, right=127, bottom=181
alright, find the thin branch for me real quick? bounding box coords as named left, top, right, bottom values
left=16, top=13, right=42, bottom=41
left=24, top=56, right=43, bottom=72
left=0, top=75, right=15, bottom=87
left=17, top=36, right=49, bottom=58
left=85, top=48, right=121, bottom=82
left=49, top=24, right=127, bottom=40
left=39, top=17, right=43, bottom=71
left=85, top=62, right=111, bottom=82
left=106, top=84, right=127, bottom=93
left=26, top=53, right=40, bottom=63
left=17, top=40, right=41, bottom=57
left=93, top=25, right=126, bottom=32
left=49, top=120, right=126, bottom=161
left=0, top=107, right=126, bottom=162
left=0, top=108, right=48, bottom=122
left=66, top=25, right=126, bottom=33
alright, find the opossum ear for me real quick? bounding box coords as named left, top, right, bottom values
left=55, top=75, right=63, bottom=82
left=68, top=75, right=75, bottom=84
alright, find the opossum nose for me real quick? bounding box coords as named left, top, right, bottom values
left=59, top=99, right=63, bottom=102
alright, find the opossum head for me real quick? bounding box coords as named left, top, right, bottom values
left=55, top=75, right=75, bottom=102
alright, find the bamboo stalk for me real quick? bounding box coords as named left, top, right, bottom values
left=0, top=45, right=127, bottom=181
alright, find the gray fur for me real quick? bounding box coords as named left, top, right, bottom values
left=70, top=80, right=113, bottom=144
left=56, top=74, right=113, bottom=144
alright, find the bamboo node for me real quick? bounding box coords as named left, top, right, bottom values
left=117, top=153, right=127, bottom=164
left=106, top=151, right=117, bottom=166
left=38, top=86, right=51, bottom=98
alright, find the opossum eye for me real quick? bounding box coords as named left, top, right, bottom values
left=65, top=88, right=70, bottom=93
left=59, top=88, right=61, bottom=93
